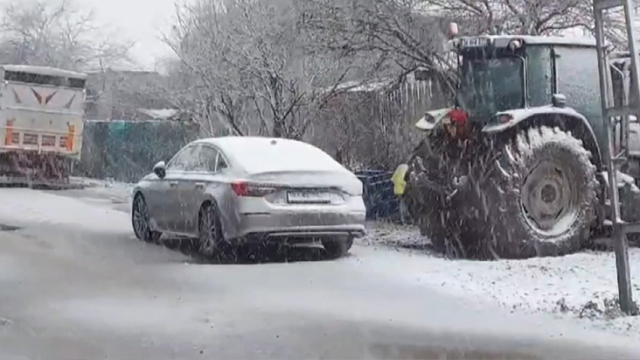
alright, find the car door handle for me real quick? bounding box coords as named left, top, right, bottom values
left=195, top=182, right=205, bottom=190
left=169, top=181, right=179, bottom=188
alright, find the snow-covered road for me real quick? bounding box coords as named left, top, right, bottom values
left=1, top=185, right=640, bottom=359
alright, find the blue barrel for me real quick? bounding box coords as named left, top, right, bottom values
left=355, top=170, right=400, bottom=221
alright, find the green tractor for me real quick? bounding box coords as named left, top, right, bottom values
left=400, top=33, right=640, bottom=259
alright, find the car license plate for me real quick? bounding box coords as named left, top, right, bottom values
left=287, top=191, right=331, bottom=204
left=460, top=37, right=489, bottom=48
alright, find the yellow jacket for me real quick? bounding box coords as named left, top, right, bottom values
left=391, top=164, right=409, bottom=195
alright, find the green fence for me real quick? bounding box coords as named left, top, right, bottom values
left=76, top=120, right=201, bottom=183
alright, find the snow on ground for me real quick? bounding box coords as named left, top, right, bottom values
left=0, top=186, right=130, bottom=233
left=359, top=221, right=640, bottom=340
left=359, top=221, right=426, bottom=249
left=71, top=177, right=135, bottom=205
left=4, top=181, right=640, bottom=341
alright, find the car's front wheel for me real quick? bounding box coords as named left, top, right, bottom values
left=132, top=193, right=162, bottom=243
left=322, top=237, right=354, bottom=258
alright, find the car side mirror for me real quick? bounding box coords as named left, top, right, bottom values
left=153, top=161, right=166, bottom=179
left=552, top=93, right=566, bottom=108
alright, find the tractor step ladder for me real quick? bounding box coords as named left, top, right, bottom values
left=594, top=0, right=640, bottom=314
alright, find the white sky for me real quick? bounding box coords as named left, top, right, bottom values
left=83, top=0, right=177, bottom=70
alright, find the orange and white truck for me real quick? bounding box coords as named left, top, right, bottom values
left=0, top=65, right=86, bottom=186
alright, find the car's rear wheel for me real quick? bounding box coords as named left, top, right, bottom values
left=322, top=237, right=354, bottom=258
left=132, top=194, right=162, bottom=243
left=198, top=202, right=225, bottom=258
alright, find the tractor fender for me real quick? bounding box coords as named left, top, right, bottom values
left=415, top=107, right=454, bottom=131
left=481, top=105, right=603, bottom=171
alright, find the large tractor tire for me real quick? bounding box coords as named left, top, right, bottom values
left=403, top=139, right=479, bottom=257
left=480, top=126, right=598, bottom=258
left=403, top=176, right=449, bottom=253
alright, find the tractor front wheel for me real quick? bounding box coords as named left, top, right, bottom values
left=403, top=140, right=457, bottom=255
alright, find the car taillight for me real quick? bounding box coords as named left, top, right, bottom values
left=231, top=181, right=279, bottom=197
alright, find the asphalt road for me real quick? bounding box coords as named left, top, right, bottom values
left=0, top=187, right=639, bottom=359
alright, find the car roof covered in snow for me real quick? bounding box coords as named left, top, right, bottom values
left=194, top=136, right=347, bottom=174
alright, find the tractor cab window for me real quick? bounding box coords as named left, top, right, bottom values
left=458, top=53, right=524, bottom=119
left=554, top=46, right=601, bottom=121
left=525, top=46, right=554, bottom=107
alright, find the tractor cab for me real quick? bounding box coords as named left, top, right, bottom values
left=418, top=34, right=609, bottom=156
left=453, top=35, right=602, bottom=121
left=420, top=35, right=603, bottom=132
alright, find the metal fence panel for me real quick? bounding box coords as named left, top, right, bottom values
left=76, top=120, right=201, bottom=183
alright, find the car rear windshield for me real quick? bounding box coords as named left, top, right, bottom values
left=225, top=138, right=345, bottom=174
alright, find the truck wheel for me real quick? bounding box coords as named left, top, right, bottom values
left=132, top=194, right=162, bottom=243
left=484, top=126, right=598, bottom=258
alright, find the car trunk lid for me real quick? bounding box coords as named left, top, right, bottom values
left=238, top=170, right=362, bottom=205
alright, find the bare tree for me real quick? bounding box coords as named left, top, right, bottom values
left=164, top=0, right=628, bottom=169
left=302, top=0, right=629, bottom=170
left=164, top=0, right=369, bottom=139
left=0, top=0, right=133, bottom=71
left=423, top=0, right=628, bottom=43
left=303, top=0, right=452, bottom=81
left=305, top=0, right=630, bottom=78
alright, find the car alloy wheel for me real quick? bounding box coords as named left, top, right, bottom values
left=199, top=204, right=222, bottom=257
left=132, top=194, right=161, bottom=243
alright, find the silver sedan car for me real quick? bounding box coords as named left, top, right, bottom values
left=131, top=136, right=366, bottom=258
